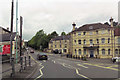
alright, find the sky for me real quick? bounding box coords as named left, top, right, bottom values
left=0, top=0, right=119, bottom=40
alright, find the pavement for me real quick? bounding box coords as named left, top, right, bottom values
left=1, top=51, right=38, bottom=80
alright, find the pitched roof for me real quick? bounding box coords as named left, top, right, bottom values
left=0, top=26, right=11, bottom=33
left=71, top=23, right=112, bottom=33
left=50, top=35, right=70, bottom=42
left=114, top=27, right=120, bottom=36
left=0, top=33, right=16, bottom=42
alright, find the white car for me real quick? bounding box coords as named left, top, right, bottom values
left=112, top=57, right=120, bottom=62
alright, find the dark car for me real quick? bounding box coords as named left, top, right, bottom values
left=30, top=50, right=34, bottom=53
left=53, top=49, right=59, bottom=54
left=37, top=53, right=48, bottom=60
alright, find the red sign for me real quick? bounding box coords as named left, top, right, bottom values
left=0, top=45, right=10, bottom=55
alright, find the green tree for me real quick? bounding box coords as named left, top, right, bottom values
left=61, top=32, right=66, bottom=36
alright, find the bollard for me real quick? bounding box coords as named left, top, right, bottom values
left=24, top=56, right=27, bottom=70
left=11, top=57, right=15, bottom=77
left=19, top=56, right=23, bottom=72
left=29, top=56, right=31, bottom=66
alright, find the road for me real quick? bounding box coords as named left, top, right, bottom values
left=29, top=50, right=119, bottom=80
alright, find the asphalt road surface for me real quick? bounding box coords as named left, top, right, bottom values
left=29, top=50, right=119, bottom=80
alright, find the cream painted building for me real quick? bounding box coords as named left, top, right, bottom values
left=70, top=18, right=120, bottom=58
left=48, top=35, right=70, bottom=54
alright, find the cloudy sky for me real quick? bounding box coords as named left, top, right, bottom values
left=0, top=0, right=119, bottom=40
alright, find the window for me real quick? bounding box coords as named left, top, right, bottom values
left=60, top=40, right=61, bottom=43
left=83, top=32, right=86, bottom=35
left=89, top=32, right=93, bottom=35
left=79, top=49, right=81, bottom=55
left=108, top=49, right=110, bottom=55
left=74, top=33, right=76, bottom=36
left=74, top=40, right=76, bottom=44
left=64, top=49, right=67, bottom=53
left=78, top=40, right=81, bottom=44
left=65, top=44, right=67, bottom=48
left=108, top=29, right=110, bottom=32
left=51, top=45, right=53, bottom=48
left=96, top=30, right=98, bottom=34
left=108, top=38, right=110, bottom=44
left=83, top=39, right=86, bottom=44
left=84, top=49, right=86, bottom=55
left=90, top=39, right=93, bottom=45
left=75, top=49, right=77, bottom=55
left=55, top=45, right=56, bottom=48
left=118, top=38, right=120, bottom=43
left=96, top=39, right=99, bottom=44
left=101, top=38, right=105, bottom=44
left=97, top=49, right=99, bottom=55
left=60, top=45, right=61, bottom=48
left=115, top=49, right=118, bottom=54
left=65, top=40, right=67, bottom=43
left=102, top=49, right=105, bottom=55
left=101, top=30, right=105, bottom=34
left=78, top=32, right=81, bottom=36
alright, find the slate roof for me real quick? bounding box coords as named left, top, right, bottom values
left=50, top=35, right=70, bottom=43
left=0, top=33, right=16, bottom=42
left=71, top=23, right=112, bottom=33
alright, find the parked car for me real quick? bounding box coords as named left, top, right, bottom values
left=37, top=53, right=48, bottom=60
left=30, top=49, right=34, bottom=53
left=112, top=57, right=120, bottom=63
left=53, top=49, right=59, bottom=54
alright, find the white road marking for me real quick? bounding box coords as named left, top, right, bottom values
left=43, top=60, right=46, bottom=62
left=77, top=64, right=88, bottom=68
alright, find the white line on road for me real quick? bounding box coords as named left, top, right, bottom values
left=43, top=60, right=46, bottom=62
left=75, top=69, right=91, bottom=80
left=77, top=64, right=88, bottom=68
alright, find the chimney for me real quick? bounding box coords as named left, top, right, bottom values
left=72, top=22, right=76, bottom=31
left=7, top=27, right=9, bottom=31
left=109, top=17, right=113, bottom=27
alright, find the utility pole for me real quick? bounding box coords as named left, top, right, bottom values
left=10, top=0, right=14, bottom=60
left=16, top=0, right=18, bottom=63
left=20, top=16, right=23, bottom=56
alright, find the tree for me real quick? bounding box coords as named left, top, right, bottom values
left=61, top=32, right=66, bottom=36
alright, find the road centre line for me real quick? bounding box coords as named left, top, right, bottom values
left=83, top=63, right=119, bottom=71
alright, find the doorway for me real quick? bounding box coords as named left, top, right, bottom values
left=90, top=50, right=94, bottom=58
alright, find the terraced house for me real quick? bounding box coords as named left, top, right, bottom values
left=48, top=35, right=70, bottom=54
left=48, top=18, right=120, bottom=58
left=70, top=18, right=120, bottom=58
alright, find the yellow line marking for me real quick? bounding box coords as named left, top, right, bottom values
left=83, top=63, right=119, bottom=71
left=77, top=64, right=88, bottom=68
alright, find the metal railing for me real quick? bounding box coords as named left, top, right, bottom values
left=1, top=53, right=31, bottom=77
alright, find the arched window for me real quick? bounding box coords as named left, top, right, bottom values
left=78, top=40, right=81, bottom=44
left=75, top=49, right=77, bottom=55
left=115, top=49, right=118, bottom=54
left=102, top=49, right=105, bottom=55
left=84, top=49, right=86, bottom=55
left=83, top=39, right=86, bottom=44
left=108, top=38, right=110, bottom=44
left=101, top=38, right=105, bottom=44
left=108, top=49, right=110, bottom=55
left=79, top=49, right=81, bottom=55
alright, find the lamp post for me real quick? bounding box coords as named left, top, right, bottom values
left=16, top=0, right=18, bottom=63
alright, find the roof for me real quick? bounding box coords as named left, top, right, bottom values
left=50, top=35, right=70, bottom=42
left=114, top=27, right=120, bottom=36
left=0, top=33, right=16, bottom=42
left=0, top=26, right=11, bottom=33
left=71, top=23, right=112, bottom=33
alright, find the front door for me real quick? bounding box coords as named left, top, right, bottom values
left=90, top=50, right=94, bottom=58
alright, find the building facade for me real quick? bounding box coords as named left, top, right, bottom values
left=70, top=18, right=120, bottom=58
left=48, top=18, right=120, bottom=58
left=48, top=35, right=70, bottom=54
